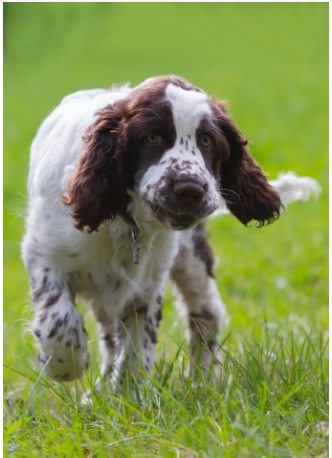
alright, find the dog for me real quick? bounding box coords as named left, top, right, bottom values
left=21, top=75, right=318, bottom=394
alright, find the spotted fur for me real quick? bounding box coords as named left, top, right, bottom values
left=22, top=76, right=282, bottom=395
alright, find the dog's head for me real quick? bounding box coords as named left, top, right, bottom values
left=62, top=76, right=281, bottom=232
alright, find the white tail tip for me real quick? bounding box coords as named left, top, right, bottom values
left=211, top=172, right=321, bottom=219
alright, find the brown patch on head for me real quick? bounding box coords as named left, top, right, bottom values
left=124, top=75, right=203, bottom=181
left=133, top=75, right=202, bottom=95
left=195, top=116, right=229, bottom=176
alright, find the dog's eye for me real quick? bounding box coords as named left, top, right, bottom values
left=146, top=134, right=161, bottom=145
left=199, top=135, right=213, bottom=148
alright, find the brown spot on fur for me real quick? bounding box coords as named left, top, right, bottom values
left=192, top=223, right=215, bottom=277
left=31, top=275, right=48, bottom=300
left=144, top=323, right=158, bottom=344
left=169, top=157, right=179, bottom=164
left=155, top=308, right=162, bottom=323
left=47, top=327, right=57, bottom=339
left=38, top=311, right=48, bottom=325
left=181, top=160, right=193, bottom=167
left=103, top=334, right=117, bottom=348
left=43, top=290, right=62, bottom=308
left=33, top=328, right=41, bottom=338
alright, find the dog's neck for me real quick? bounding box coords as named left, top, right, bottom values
left=107, top=193, right=170, bottom=240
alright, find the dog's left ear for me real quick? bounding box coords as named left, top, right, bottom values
left=215, top=102, right=281, bottom=227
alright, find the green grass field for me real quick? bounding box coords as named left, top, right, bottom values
left=3, top=4, right=328, bottom=457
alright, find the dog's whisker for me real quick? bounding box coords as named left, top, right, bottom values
left=219, top=188, right=242, bottom=204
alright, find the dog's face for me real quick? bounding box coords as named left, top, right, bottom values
left=127, top=80, right=222, bottom=229
left=62, top=76, right=281, bottom=232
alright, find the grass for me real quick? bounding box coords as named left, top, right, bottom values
left=3, top=331, right=329, bottom=457
left=3, top=3, right=328, bottom=457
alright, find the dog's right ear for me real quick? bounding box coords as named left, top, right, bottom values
left=61, top=102, right=129, bottom=233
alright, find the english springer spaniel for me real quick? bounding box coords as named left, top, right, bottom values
left=22, top=76, right=314, bottom=395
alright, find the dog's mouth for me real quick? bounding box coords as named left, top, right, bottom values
left=146, top=199, right=214, bottom=230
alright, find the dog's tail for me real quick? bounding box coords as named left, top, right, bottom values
left=211, top=172, right=321, bottom=218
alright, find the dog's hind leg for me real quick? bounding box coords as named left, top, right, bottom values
left=170, top=224, right=228, bottom=376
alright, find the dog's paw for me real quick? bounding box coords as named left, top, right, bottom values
left=33, top=305, right=89, bottom=382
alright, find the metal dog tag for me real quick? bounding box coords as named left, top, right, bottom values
left=131, top=229, right=141, bottom=265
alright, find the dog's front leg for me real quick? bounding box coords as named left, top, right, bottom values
left=114, top=294, right=164, bottom=396
left=25, top=255, right=89, bottom=382
left=80, top=300, right=120, bottom=401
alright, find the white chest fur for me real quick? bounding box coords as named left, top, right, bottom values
left=67, top=221, right=179, bottom=311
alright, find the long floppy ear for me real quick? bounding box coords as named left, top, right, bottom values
left=217, top=104, right=281, bottom=227
left=61, top=103, right=129, bottom=233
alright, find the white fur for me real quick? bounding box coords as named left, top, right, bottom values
left=22, top=80, right=226, bottom=390
left=269, top=172, right=321, bottom=205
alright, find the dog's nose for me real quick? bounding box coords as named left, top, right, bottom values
left=173, top=181, right=205, bottom=205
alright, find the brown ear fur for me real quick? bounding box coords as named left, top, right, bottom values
left=61, top=103, right=129, bottom=232
left=216, top=103, right=281, bottom=226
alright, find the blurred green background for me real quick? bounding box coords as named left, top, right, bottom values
left=4, top=3, right=328, bottom=375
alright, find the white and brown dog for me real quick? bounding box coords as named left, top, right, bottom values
left=22, top=76, right=319, bottom=394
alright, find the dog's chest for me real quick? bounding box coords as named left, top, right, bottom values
left=67, top=227, right=179, bottom=307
